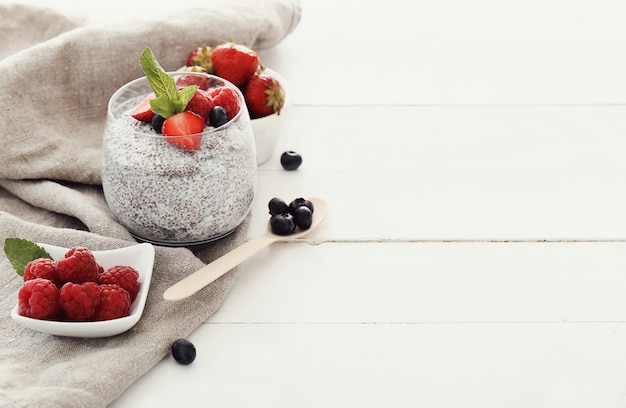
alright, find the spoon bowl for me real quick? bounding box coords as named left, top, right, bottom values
left=163, top=197, right=327, bottom=301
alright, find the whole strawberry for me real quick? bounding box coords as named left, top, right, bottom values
left=244, top=72, right=285, bottom=118
left=93, top=284, right=131, bottom=321
left=211, top=42, right=259, bottom=88
left=55, top=247, right=100, bottom=284
left=58, top=282, right=101, bottom=321
left=18, top=278, right=60, bottom=320
left=176, top=69, right=211, bottom=90
left=99, top=265, right=140, bottom=302
left=186, top=45, right=214, bottom=73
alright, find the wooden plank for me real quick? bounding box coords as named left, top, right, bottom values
left=251, top=106, right=626, bottom=240
left=261, top=0, right=626, bottom=105
left=211, top=241, right=626, bottom=323
left=111, top=322, right=626, bottom=407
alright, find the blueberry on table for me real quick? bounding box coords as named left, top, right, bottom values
left=280, top=151, right=302, bottom=170
left=171, top=338, right=196, bottom=365
left=209, top=106, right=228, bottom=128
left=270, top=213, right=296, bottom=235
left=268, top=197, right=290, bottom=215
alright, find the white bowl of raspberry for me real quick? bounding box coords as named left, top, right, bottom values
left=11, top=243, right=154, bottom=338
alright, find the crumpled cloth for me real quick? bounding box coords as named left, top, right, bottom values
left=0, top=1, right=301, bottom=407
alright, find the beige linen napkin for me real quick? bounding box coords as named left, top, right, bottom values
left=0, top=1, right=301, bottom=407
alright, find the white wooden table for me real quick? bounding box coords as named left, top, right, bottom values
left=12, top=0, right=626, bottom=405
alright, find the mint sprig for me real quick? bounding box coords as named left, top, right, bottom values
left=3, top=238, right=52, bottom=276
left=139, top=47, right=197, bottom=118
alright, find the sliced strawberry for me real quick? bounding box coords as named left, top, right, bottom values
left=162, top=111, right=205, bottom=151
left=130, top=93, right=156, bottom=123
left=244, top=72, right=285, bottom=118
left=211, top=42, right=259, bottom=88
left=208, top=86, right=240, bottom=120
left=184, top=89, right=213, bottom=122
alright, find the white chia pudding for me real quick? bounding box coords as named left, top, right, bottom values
left=102, top=94, right=257, bottom=246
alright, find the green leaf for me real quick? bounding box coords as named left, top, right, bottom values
left=139, top=47, right=197, bottom=118
left=150, top=94, right=178, bottom=118
left=177, top=85, right=199, bottom=110
left=3, top=238, right=52, bottom=276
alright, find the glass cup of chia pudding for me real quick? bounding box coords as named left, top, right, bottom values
left=102, top=71, right=257, bottom=246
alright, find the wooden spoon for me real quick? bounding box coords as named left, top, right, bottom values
left=163, top=197, right=328, bottom=301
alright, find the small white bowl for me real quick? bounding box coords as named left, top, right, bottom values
left=11, top=242, right=155, bottom=338
left=177, top=66, right=290, bottom=165
left=251, top=68, right=290, bottom=165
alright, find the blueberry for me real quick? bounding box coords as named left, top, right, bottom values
left=171, top=338, right=196, bottom=365
left=280, top=151, right=302, bottom=170
left=270, top=213, right=296, bottom=235
left=291, top=205, right=313, bottom=229
left=209, top=106, right=228, bottom=128
left=289, top=197, right=314, bottom=214
left=268, top=197, right=289, bottom=215
left=152, top=114, right=165, bottom=133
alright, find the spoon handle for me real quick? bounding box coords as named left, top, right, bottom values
left=163, top=233, right=277, bottom=301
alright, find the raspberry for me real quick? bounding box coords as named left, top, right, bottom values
left=185, top=88, right=213, bottom=121
left=58, top=282, right=101, bottom=321
left=18, top=278, right=60, bottom=320
left=55, top=247, right=99, bottom=284
left=98, top=265, right=140, bottom=302
left=208, top=86, right=240, bottom=120
left=93, top=284, right=130, bottom=321
left=24, top=258, right=60, bottom=286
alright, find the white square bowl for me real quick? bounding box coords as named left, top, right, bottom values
left=11, top=242, right=155, bottom=338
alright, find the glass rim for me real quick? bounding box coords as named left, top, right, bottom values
left=107, top=70, right=245, bottom=136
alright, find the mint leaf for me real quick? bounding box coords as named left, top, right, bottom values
left=3, top=238, right=52, bottom=276
left=140, top=48, right=170, bottom=95
left=140, top=47, right=197, bottom=118
left=150, top=94, right=178, bottom=118
left=178, top=85, right=198, bottom=109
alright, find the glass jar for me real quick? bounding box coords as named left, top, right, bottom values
left=102, top=72, right=257, bottom=246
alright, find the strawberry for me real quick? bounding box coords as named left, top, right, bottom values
left=184, top=88, right=213, bottom=122
left=208, top=86, right=240, bottom=120
left=211, top=42, right=260, bottom=88
left=162, top=111, right=205, bottom=151
left=186, top=45, right=214, bottom=73
left=244, top=72, right=285, bottom=118
left=176, top=66, right=213, bottom=90
left=130, top=92, right=156, bottom=123
left=176, top=74, right=210, bottom=90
